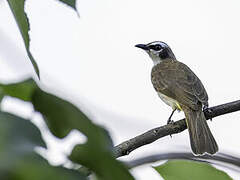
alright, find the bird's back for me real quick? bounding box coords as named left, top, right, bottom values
left=151, top=59, right=208, bottom=111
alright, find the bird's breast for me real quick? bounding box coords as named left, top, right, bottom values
left=157, top=92, right=182, bottom=111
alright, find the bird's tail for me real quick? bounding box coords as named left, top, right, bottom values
left=182, top=106, right=218, bottom=155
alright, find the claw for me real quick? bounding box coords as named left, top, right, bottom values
left=167, top=119, right=174, bottom=124
left=167, top=119, right=174, bottom=138
left=203, top=105, right=208, bottom=111
left=203, top=106, right=213, bottom=121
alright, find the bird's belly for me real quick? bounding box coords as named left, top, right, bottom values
left=157, top=92, right=182, bottom=111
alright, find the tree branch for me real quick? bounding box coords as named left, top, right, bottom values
left=114, top=100, right=240, bottom=158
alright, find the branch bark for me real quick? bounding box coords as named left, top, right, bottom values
left=114, top=100, right=240, bottom=158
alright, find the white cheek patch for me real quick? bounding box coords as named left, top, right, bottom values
left=152, top=50, right=158, bottom=55
left=149, top=50, right=159, bottom=58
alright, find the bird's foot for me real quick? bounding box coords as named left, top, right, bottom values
left=167, top=119, right=174, bottom=138
left=203, top=105, right=213, bottom=121
left=203, top=105, right=208, bottom=111
left=167, top=118, right=174, bottom=125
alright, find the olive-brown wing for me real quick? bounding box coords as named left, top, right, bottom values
left=151, top=60, right=208, bottom=110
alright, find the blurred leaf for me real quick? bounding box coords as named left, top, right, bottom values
left=0, top=79, right=37, bottom=102
left=0, top=111, right=86, bottom=180
left=58, top=0, right=77, bottom=10
left=7, top=0, right=79, bottom=78
left=70, top=144, right=134, bottom=180
left=32, top=88, right=110, bottom=144
left=1, top=153, right=87, bottom=180
left=154, top=160, right=232, bottom=180
left=0, top=111, right=46, bottom=159
left=7, top=0, right=40, bottom=78
left=32, top=87, right=134, bottom=180
left=0, top=79, right=134, bottom=180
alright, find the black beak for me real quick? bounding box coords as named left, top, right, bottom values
left=135, top=44, right=149, bottom=50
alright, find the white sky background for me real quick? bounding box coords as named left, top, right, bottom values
left=0, top=0, right=240, bottom=179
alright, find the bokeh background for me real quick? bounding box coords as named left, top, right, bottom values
left=1, top=0, right=240, bottom=179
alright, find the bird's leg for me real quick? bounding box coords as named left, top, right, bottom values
left=167, top=109, right=176, bottom=124
left=167, top=109, right=176, bottom=138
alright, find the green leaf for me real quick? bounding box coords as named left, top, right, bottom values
left=7, top=0, right=40, bottom=78
left=6, top=154, right=86, bottom=180
left=0, top=111, right=86, bottom=180
left=0, top=79, right=37, bottom=102
left=0, top=79, right=134, bottom=180
left=0, top=111, right=46, bottom=157
left=154, top=160, right=233, bottom=180
left=32, top=88, right=107, bottom=140
left=57, top=0, right=77, bottom=10
left=70, top=144, right=134, bottom=180
left=7, top=0, right=78, bottom=79
left=32, top=87, right=134, bottom=180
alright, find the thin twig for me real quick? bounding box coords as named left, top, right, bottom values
left=124, top=152, right=240, bottom=172
left=114, top=100, right=240, bottom=158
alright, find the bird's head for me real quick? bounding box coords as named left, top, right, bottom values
left=135, top=41, right=176, bottom=64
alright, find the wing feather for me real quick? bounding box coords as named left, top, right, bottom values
left=151, top=60, right=208, bottom=110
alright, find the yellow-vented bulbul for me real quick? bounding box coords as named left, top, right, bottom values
left=135, top=41, right=218, bottom=155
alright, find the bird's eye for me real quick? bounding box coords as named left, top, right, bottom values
left=148, top=44, right=162, bottom=51
left=154, top=45, right=161, bottom=51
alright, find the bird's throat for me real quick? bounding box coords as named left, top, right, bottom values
left=152, top=57, right=163, bottom=66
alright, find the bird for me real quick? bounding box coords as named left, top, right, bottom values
left=135, top=41, right=218, bottom=155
